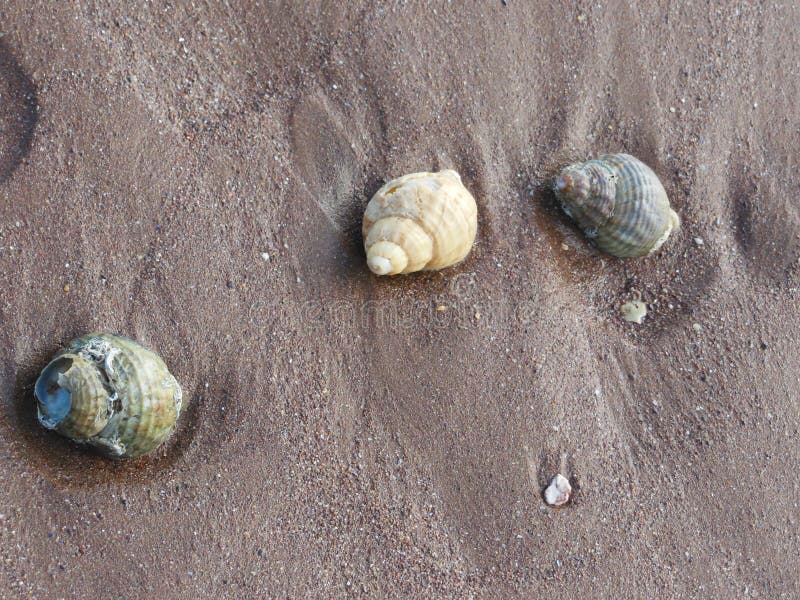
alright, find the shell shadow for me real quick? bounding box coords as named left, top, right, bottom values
left=289, top=91, right=380, bottom=282
left=9, top=346, right=199, bottom=489
left=520, top=167, right=608, bottom=285
left=331, top=171, right=384, bottom=281
left=0, top=39, right=38, bottom=184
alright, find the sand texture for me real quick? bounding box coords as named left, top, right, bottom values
left=1, top=1, right=799, bottom=598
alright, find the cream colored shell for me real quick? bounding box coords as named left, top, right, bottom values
left=363, top=170, right=478, bottom=275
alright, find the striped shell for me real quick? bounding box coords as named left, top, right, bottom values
left=363, top=170, right=478, bottom=275
left=554, top=153, right=680, bottom=257
left=34, top=333, right=183, bottom=459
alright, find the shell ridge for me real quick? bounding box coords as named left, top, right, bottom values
left=412, top=185, right=440, bottom=265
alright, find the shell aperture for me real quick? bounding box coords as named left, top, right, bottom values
left=554, top=154, right=680, bottom=258
left=35, top=358, right=75, bottom=428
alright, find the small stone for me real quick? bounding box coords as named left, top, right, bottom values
left=692, top=323, right=703, bottom=332
left=436, top=305, right=447, bottom=312
left=261, top=252, right=270, bottom=262
left=561, top=243, right=569, bottom=251
left=621, top=300, right=647, bottom=324
left=694, top=237, right=704, bottom=246
left=544, top=474, right=572, bottom=506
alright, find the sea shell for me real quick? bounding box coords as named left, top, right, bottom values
left=34, top=333, right=183, bottom=459
left=544, top=474, right=572, bottom=506
left=554, top=153, right=680, bottom=257
left=363, top=169, right=478, bottom=275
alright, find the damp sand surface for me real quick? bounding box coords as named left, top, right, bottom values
left=1, top=2, right=799, bottom=598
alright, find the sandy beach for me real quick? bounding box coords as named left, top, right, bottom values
left=1, top=1, right=799, bottom=597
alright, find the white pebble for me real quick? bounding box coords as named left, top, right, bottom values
left=621, top=300, right=647, bottom=324
left=261, top=252, right=270, bottom=262
left=694, top=237, right=704, bottom=246
left=544, top=474, right=572, bottom=506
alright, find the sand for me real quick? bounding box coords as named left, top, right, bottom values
left=1, top=1, right=799, bottom=597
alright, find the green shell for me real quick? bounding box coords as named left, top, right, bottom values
left=34, top=333, right=183, bottom=459
left=554, top=153, right=680, bottom=258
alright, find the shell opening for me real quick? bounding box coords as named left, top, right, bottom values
left=34, top=357, right=74, bottom=429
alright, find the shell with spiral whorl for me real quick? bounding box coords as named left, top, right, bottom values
left=34, top=333, right=183, bottom=459
left=554, top=153, right=680, bottom=258
left=363, top=170, right=478, bottom=275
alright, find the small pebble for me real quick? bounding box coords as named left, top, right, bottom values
left=621, top=300, right=647, bottom=324
left=544, top=474, right=572, bottom=506
left=694, top=237, right=704, bottom=246
left=693, top=323, right=703, bottom=332
left=261, top=252, right=270, bottom=262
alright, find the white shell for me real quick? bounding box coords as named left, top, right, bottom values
left=544, top=474, right=572, bottom=506
left=362, top=170, right=478, bottom=275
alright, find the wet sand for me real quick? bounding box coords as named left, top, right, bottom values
left=1, top=2, right=799, bottom=597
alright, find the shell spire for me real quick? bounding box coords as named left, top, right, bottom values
left=363, top=170, right=478, bottom=275
left=553, top=153, right=680, bottom=257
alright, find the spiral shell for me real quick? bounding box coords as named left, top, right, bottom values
left=363, top=169, right=478, bottom=275
left=554, top=153, right=680, bottom=257
left=34, top=333, right=183, bottom=459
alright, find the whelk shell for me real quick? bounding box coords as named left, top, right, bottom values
left=34, top=333, right=183, bottom=459
left=363, top=169, right=478, bottom=275
left=554, top=153, right=680, bottom=258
